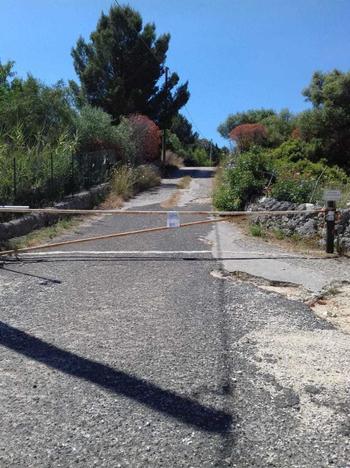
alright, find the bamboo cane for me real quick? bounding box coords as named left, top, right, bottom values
left=0, top=207, right=324, bottom=216
left=0, top=218, right=230, bottom=257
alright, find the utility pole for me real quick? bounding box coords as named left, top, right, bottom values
left=161, top=66, right=169, bottom=165
left=209, top=140, right=213, bottom=165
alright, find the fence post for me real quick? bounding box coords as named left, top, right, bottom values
left=325, top=200, right=336, bottom=254
left=13, top=157, right=17, bottom=201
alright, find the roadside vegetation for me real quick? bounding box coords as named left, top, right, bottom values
left=214, top=70, right=350, bottom=210
left=6, top=217, right=81, bottom=251
left=109, top=164, right=161, bottom=200
left=0, top=4, right=225, bottom=214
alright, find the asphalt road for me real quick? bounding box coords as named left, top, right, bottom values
left=1, top=169, right=349, bottom=467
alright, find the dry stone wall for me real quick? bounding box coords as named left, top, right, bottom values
left=0, top=184, right=108, bottom=243
left=247, top=197, right=350, bottom=252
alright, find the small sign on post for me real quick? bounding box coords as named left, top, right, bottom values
left=167, top=211, right=180, bottom=228
left=323, top=190, right=341, bottom=254
left=323, top=190, right=341, bottom=202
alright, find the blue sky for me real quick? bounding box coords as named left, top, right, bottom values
left=1, top=0, right=350, bottom=145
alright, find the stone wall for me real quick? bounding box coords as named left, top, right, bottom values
left=247, top=197, right=350, bottom=252
left=0, top=184, right=109, bottom=243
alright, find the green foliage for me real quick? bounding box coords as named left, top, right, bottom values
left=72, top=5, right=189, bottom=128
left=269, top=177, right=315, bottom=204
left=266, top=139, right=349, bottom=202
left=0, top=62, right=75, bottom=144
left=219, top=109, right=295, bottom=149
left=170, top=113, right=197, bottom=145
left=250, top=223, right=264, bottom=237
left=216, top=68, right=350, bottom=210
left=298, top=69, right=350, bottom=169
left=188, top=147, right=211, bottom=167
left=75, top=105, right=119, bottom=151
left=273, top=228, right=285, bottom=240
left=268, top=139, right=316, bottom=162
left=217, top=109, right=275, bottom=139
left=0, top=126, right=78, bottom=205
left=114, top=117, right=138, bottom=164
left=213, top=149, right=271, bottom=210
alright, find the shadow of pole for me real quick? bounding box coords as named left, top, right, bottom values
left=0, top=320, right=232, bottom=434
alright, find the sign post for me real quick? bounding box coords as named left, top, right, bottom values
left=323, top=190, right=341, bottom=254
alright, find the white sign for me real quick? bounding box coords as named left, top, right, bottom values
left=323, top=190, right=341, bottom=201
left=167, top=211, right=180, bottom=228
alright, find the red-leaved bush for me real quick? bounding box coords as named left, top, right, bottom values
left=128, top=114, right=161, bottom=163
left=229, top=123, right=267, bottom=151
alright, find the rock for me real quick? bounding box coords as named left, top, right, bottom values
left=246, top=198, right=350, bottom=244
left=275, top=388, right=300, bottom=408
left=304, top=384, right=323, bottom=395
left=296, top=219, right=317, bottom=237
left=327, top=311, right=338, bottom=318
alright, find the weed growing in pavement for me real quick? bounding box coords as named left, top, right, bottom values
left=250, top=223, right=264, bottom=237
left=273, top=228, right=286, bottom=240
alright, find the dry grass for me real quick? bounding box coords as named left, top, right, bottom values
left=5, top=217, right=81, bottom=250
left=232, top=217, right=324, bottom=255
left=165, top=150, right=184, bottom=168
left=160, top=191, right=181, bottom=208
left=99, top=193, right=124, bottom=209
left=110, top=164, right=161, bottom=200
left=177, top=176, right=192, bottom=189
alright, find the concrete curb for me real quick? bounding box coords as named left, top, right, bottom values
left=0, top=184, right=109, bottom=243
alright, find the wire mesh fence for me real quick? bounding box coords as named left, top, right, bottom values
left=0, top=149, right=118, bottom=207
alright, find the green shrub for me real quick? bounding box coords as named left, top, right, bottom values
left=270, top=177, right=315, bottom=204
left=250, top=223, right=264, bottom=237
left=0, top=126, right=77, bottom=205
left=75, top=105, right=118, bottom=151
left=213, top=148, right=271, bottom=210
left=113, top=117, right=138, bottom=164
left=187, top=147, right=212, bottom=167
left=269, top=153, right=349, bottom=203
left=273, top=228, right=285, bottom=240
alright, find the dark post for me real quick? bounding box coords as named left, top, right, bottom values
left=325, top=200, right=336, bottom=254
left=13, top=157, right=17, bottom=200
left=161, top=66, right=169, bottom=165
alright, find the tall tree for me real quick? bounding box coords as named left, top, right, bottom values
left=0, top=61, right=75, bottom=144
left=299, top=69, right=350, bottom=168
left=170, top=113, right=198, bottom=145
left=71, top=5, right=189, bottom=128
left=218, top=108, right=294, bottom=148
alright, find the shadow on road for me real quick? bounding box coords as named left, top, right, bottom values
left=0, top=320, right=232, bottom=434
left=165, top=168, right=214, bottom=180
